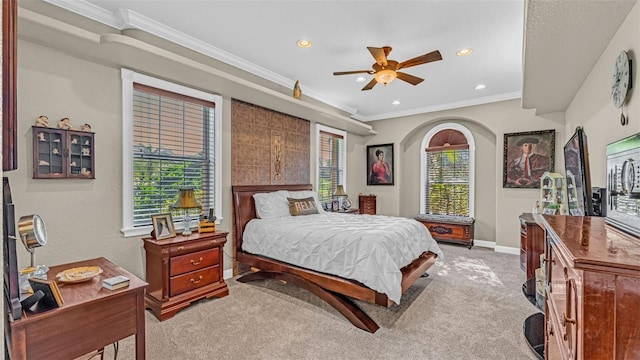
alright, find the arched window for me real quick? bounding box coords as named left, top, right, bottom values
left=420, top=123, right=475, bottom=217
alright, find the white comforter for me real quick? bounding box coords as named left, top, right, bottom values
left=242, top=212, right=443, bottom=304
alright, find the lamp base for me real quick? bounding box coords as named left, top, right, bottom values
left=182, top=213, right=193, bottom=236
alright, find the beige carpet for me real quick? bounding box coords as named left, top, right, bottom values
left=109, top=244, right=540, bottom=359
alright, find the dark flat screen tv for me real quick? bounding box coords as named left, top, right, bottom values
left=564, top=127, right=594, bottom=216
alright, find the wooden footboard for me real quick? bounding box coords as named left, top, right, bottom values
left=232, top=184, right=439, bottom=332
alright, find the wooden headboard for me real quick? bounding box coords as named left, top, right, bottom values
left=231, top=184, right=313, bottom=254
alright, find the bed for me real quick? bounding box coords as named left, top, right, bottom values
left=232, top=184, right=442, bottom=333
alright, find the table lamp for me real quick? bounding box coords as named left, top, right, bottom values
left=333, top=185, right=348, bottom=212
left=18, top=214, right=47, bottom=268
left=172, top=189, right=201, bottom=236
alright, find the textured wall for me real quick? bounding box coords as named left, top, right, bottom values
left=231, top=99, right=310, bottom=185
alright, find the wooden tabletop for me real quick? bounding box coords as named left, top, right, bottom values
left=540, top=215, right=640, bottom=272
left=18, top=257, right=147, bottom=320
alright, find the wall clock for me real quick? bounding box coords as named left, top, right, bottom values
left=612, top=50, right=632, bottom=109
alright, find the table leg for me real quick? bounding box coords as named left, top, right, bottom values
left=135, top=289, right=146, bottom=359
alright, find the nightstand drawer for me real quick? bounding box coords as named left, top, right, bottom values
left=170, top=248, right=219, bottom=276
left=170, top=265, right=219, bottom=297
left=169, top=238, right=216, bottom=256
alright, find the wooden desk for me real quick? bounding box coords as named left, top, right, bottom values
left=7, top=257, right=148, bottom=359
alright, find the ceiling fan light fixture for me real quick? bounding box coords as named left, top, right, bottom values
left=374, top=69, right=397, bottom=85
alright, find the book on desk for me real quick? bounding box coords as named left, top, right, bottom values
left=102, top=275, right=130, bottom=290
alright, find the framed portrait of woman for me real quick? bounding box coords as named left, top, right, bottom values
left=367, top=143, right=394, bottom=185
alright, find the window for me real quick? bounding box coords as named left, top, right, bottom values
left=121, top=69, right=222, bottom=237
left=420, top=123, right=475, bottom=217
left=316, top=124, right=346, bottom=205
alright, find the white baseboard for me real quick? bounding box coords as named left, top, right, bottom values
left=473, top=239, right=495, bottom=249
left=224, top=268, right=234, bottom=280
left=494, top=245, right=520, bottom=255
left=472, top=239, right=519, bottom=255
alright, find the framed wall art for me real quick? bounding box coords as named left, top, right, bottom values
left=151, top=213, right=176, bottom=240
left=367, top=143, right=394, bottom=185
left=503, top=129, right=555, bottom=188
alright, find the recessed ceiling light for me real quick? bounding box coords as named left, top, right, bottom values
left=457, top=48, right=473, bottom=56
left=392, top=100, right=401, bottom=105
left=297, top=39, right=312, bottom=48
left=474, top=84, right=486, bottom=90
left=355, top=76, right=367, bottom=83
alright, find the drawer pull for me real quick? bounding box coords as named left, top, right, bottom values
left=563, top=312, right=576, bottom=325
left=190, top=276, right=203, bottom=284
left=177, top=246, right=185, bottom=251
left=190, top=257, right=203, bottom=266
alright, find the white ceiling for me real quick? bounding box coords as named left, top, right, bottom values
left=43, top=0, right=525, bottom=122
left=41, top=0, right=638, bottom=122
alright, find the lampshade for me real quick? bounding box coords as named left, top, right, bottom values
left=374, top=69, right=397, bottom=85
left=172, top=189, right=201, bottom=209
left=333, top=185, right=348, bottom=198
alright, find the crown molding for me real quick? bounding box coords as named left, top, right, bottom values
left=42, top=0, right=359, bottom=116
left=352, top=91, right=522, bottom=122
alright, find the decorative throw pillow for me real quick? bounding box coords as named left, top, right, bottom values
left=288, top=197, right=319, bottom=216
left=253, top=191, right=291, bottom=219
left=288, top=190, right=325, bottom=213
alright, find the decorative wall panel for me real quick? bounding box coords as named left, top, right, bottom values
left=231, top=100, right=310, bottom=186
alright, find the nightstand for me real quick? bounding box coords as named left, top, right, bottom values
left=359, top=194, right=376, bottom=215
left=142, top=231, right=228, bottom=321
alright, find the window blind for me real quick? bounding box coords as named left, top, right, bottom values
left=132, top=83, right=215, bottom=227
left=317, top=130, right=344, bottom=203
left=425, top=148, right=470, bottom=216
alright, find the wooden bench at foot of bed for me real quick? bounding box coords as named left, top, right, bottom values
left=232, top=184, right=439, bottom=333
left=414, top=214, right=475, bottom=249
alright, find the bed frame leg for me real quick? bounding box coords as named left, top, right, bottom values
left=237, top=271, right=380, bottom=333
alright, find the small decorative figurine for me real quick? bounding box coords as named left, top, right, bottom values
left=37, top=133, right=46, bottom=141
left=58, top=117, right=73, bottom=130
left=293, top=80, right=302, bottom=99
left=71, top=138, right=78, bottom=145
left=81, top=148, right=90, bottom=156
left=70, top=161, right=77, bottom=167
left=80, top=123, right=92, bottom=132
left=35, top=115, right=49, bottom=127
left=52, top=148, right=59, bottom=155
left=80, top=168, right=91, bottom=175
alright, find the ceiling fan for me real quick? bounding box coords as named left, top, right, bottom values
left=333, top=46, right=442, bottom=91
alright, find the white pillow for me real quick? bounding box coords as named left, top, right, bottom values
left=253, top=190, right=291, bottom=219
left=287, top=190, right=326, bottom=213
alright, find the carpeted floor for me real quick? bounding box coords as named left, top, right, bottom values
left=110, top=243, right=540, bottom=359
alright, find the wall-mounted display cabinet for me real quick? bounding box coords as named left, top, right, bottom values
left=32, top=126, right=95, bottom=179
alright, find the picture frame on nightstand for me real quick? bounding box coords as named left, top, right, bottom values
left=151, top=213, right=175, bottom=240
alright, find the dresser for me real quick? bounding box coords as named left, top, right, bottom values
left=358, top=194, right=376, bottom=215
left=142, top=231, right=228, bottom=321
left=519, top=213, right=545, bottom=303
left=540, top=215, right=640, bottom=360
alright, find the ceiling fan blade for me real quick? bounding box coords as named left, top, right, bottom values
left=396, top=72, right=425, bottom=86
left=361, top=78, right=377, bottom=91
left=333, top=70, right=374, bottom=76
left=398, top=50, right=442, bottom=69
left=367, top=47, right=388, bottom=66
